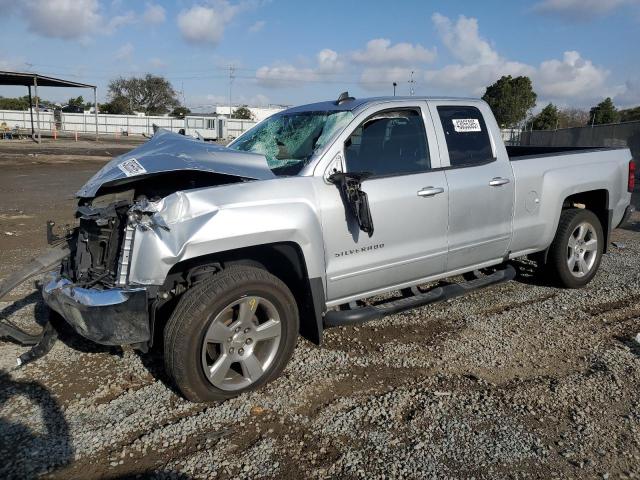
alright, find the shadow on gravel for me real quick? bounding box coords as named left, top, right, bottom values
left=615, top=335, right=640, bottom=358
left=510, top=259, right=551, bottom=287
left=0, top=370, right=73, bottom=478
left=107, top=471, right=194, bottom=479
left=621, top=220, right=640, bottom=233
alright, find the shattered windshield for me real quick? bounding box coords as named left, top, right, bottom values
left=228, top=110, right=354, bottom=176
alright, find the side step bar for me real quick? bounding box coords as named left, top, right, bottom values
left=324, top=264, right=516, bottom=328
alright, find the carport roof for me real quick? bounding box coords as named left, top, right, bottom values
left=0, top=70, right=95, bottom=88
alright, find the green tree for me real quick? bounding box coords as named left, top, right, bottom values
left=532, top=103, right=559, bottom=130
left=170, top=106, right=191, bottom=118
left=482, top=75, right=537, bottom=128
left=67, top=95, right=88, bottom=108
left=231, top=105, right=253, bottom=120
left=0, top=96, right=30, bottom=110
left=589, top=97, right=619, bottom=125
left=99, top=97, right=132, bottom=115
left=620, top=106, right=640, bottom=123
left=107, top=74, right=180, bottom=115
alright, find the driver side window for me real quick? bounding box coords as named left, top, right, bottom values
left=344, top=109, right=430, bottom=177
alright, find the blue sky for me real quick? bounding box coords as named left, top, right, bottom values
left=0, top=0, right=638, bottom=111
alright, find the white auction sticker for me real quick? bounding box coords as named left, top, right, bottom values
left=117, top=158, right=147, bottom=177
left=452, top=118, right=481, bottom=132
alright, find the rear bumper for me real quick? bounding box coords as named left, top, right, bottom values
left=42, top=272, right=150, bottom=346
left=617, top=205, right=635, bottom=228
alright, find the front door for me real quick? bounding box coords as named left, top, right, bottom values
left=317, top=104, right=449, bottom=305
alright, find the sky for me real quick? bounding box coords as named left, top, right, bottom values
left=0, top=0, right=638, bottom=112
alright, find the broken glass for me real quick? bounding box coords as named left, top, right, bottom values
left=228, top=110, right=354, bottom=175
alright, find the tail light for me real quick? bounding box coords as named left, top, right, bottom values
left=630, top=160, right=636, bottom=193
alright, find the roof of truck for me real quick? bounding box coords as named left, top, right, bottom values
left=284, top=96, right=482, bottom=114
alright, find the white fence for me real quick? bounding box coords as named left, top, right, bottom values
left=0, top=110, right=257, bottom=138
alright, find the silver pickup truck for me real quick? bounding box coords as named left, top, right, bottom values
left=1, top=93, right=635, bottom=402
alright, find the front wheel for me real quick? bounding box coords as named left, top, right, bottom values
left=546, top=208, right=603, bottom=288
left=164, top=266, right=299, bottom=402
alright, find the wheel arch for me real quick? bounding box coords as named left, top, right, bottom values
left=535, top=188, right=611, bottom=264
left=157, top=241, right=326, bottom=346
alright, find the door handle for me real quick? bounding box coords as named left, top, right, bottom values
left=417, top=186, right=445, bottom=197
left=489, top=177, right=510, bottom=187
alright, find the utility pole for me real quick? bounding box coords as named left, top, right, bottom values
left=228, top=65, right=235, bottom=118
left=408, top=71, right=415, bottom=96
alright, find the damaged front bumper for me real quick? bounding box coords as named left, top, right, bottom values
left=42, top=272, right=150, bottom=346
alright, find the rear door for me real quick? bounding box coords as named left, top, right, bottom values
left=316, top=102, right=449, bottom=305
left=428, top=101, right=515, bottom=271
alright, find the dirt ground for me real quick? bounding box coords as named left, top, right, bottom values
left=1, top=138, right=639, bottom=479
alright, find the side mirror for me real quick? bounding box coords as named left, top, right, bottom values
left=329, top=171, right=374, bottom=237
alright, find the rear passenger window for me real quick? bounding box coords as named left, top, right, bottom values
left=345, top=109, right=430, bottom=177
left=437, top=106, right=493, bottom=167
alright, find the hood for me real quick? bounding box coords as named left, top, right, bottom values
left=77, top=129, right=275, bottom=198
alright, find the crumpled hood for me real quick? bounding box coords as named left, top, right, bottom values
left=77, top=129, right=275, bottom=198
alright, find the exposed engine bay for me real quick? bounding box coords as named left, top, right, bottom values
left=66, top=170, right=248, bottom=289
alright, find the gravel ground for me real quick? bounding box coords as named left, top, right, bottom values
left=1, top=141, right=639, bottom=479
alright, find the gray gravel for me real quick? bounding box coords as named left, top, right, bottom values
left=1, top=212, right=640, bottom=479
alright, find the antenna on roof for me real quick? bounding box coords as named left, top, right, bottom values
left=336, top=91, right=355, bottom=105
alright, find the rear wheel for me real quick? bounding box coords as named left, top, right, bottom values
left=164, top=266, right=299, bottom=402
left=546, top=208, right=603, bottom=288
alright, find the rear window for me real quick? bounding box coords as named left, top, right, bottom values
left=437, top=106, right=493, bottom=167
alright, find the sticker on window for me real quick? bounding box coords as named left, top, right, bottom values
left=118, top=158, right=147, bottom=177
left=452, top=118, right=481, bottom=133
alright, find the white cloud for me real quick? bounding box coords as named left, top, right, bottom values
left=613, top=79, right=640, bottom=107
left=0, top=0, right=142, bottom=39
left=20, top=0, right=102, bottom=39
left=149, top=57, right=167, bottom=69
left=105, top=11, right=136, bottom=33
left=535, top=51, right=609, bottom=98
left=248, top=20, right=265, bottom=33
left=432, top=13, right=499, bottom=65
left=256, top=48, right=343, bottom=88
left=143, top=3, right=166, bottom=24
left=351, top=38, right=436, bottom=66
left=115, top=42, right=134, bottom=61
left=425, top=13, right=612, bottom=104
left=317, top=49, right=343, bottom=73
left=177, top=1, right=241, bottom=46
left=532, top=0, right=640, bottom=20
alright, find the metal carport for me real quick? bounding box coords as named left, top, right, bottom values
left=0, top=71, right=98, bottom=143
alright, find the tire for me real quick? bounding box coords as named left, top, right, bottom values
left=546, top=208, right=604, bottom=288
left=164, top=265, right=299, bottom=402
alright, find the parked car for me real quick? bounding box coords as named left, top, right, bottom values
left=1, top=94, right=635, bottom=402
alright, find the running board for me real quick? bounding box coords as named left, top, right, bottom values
left=323, top=264, right=516, bottom=328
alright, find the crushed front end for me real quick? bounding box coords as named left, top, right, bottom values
left=43, top=190, right=152, bottom=347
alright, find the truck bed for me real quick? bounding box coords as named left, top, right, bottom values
left=506, top=145, right=625, bottom=159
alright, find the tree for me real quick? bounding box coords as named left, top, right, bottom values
left=482, top=75, right=537, bottom=128
left=532, top=103, right=559, bottom=130
left=107, top=74, right=180, bottom=115
left=557, top=108, right=590, bottom=128
left=67, top=95, right=89, bottom=108
left=170, top=106, right=191, bottom=118
left=99, top=97, right=132, bottom=115
left=232, top=105, right=253, bottom=120
left=589, top=97, right=619, bottom=125
left=0, top=96, right=30, bottom=110
left=620, top=106, right=640, bottom=123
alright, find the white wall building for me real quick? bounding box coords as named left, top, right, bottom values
left=213, top=105, right=288, bottom=122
